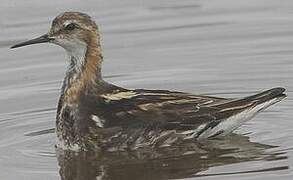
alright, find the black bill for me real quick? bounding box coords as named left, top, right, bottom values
left=11, top=34, right=53, bottom=49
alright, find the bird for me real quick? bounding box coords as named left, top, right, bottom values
left=11, top=12, right=286, bottom=152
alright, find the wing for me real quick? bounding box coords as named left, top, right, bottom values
left=96, top=88, right=244, bottom=131
left=96, top=86, right=285, bottom=132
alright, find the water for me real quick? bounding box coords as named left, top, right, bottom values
left=0, top=0, right=292, bottom=179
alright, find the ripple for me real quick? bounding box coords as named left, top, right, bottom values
left=148, top=3, right=201, bottom=11
left=11, top=108, right=56, bottom=116
left=194, top=166, right=289, bottom=178
left=25, top=128, right=55, bottom=137
left=107, top=22, right=230, bottom=34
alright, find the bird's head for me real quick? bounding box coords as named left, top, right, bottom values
left=11, top=12, right=100, bottom=57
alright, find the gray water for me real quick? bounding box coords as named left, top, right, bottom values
left=0, top=0, right=292, bottom=179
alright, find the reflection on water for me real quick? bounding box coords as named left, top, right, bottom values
left=57, top=134, right=287, bottom=180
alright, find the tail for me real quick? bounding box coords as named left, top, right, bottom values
left=215, top=87, right=286, bottom=111
left=197, top=87, right=286, bottom=139
left=242, top=87, right=286, bottom=105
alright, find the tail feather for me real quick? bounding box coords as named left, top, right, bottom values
left=244, top=87, right=286, bottom=103
left=197, top=87, right=286, bottom=139
left=213, top=87, right=286, bottom=110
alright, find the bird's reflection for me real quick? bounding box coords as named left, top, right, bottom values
left=56, top=134, right=286, bottom=180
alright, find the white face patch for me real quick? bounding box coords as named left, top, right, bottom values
left=51, top=19, right=87, bottom=73
left=54, top=37, right=87, bottom=73
left=91, top=115, right=104, bottom=128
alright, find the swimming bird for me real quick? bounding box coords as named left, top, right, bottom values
left=11, top=12, right=286, bottom=152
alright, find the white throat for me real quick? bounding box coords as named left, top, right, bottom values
left=58, top=39, right=88, bottom=93
left=65, top=39, right=88, bottom=72
left=55, top=37, right=88, bottom=73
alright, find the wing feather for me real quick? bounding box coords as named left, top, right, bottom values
left=98, top=89, right=234, bottom=130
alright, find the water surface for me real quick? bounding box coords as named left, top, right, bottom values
left=0, top=0, right=292, bottom=179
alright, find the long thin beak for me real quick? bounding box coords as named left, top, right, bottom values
left=11, top=34, right=54, bottom=49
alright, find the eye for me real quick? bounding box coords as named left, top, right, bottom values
left=65, top=23, right=76, bottom=31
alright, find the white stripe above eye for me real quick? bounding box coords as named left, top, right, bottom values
left=63, top=20, right=75, bottom=26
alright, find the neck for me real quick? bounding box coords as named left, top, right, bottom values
left=62, top=40, right=103, bottom=104
left=66, top=41, right=103, bottom=79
